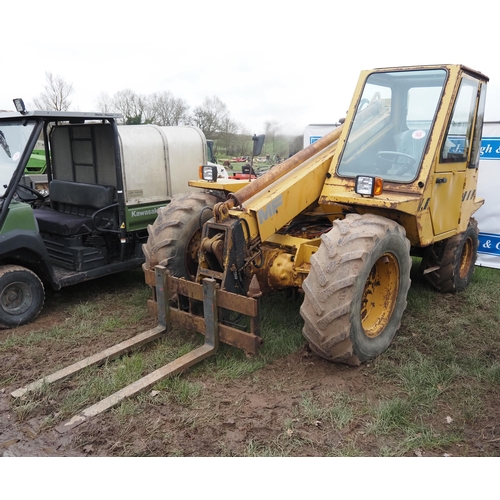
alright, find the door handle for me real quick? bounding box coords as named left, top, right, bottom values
left=436, top=177, right=448, bottom=184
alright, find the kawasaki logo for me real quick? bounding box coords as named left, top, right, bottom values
left=130, top=207, right=163, bottom=218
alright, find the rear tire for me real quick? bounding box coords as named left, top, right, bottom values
left=0, top=265, right=45, bottom=328
left=421, top=218, right=478, bottom=293
left=300, top=214, right=411, bottom=365
left=142, top=192, right=222, bottom=280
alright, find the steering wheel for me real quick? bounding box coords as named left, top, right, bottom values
left=16, top=183, right=47, bottom=204
left=377, top=151, right=416, bottom=176
left=358, top=98, right=370, bottom=111
left=377, top=151, right=416, bottom=166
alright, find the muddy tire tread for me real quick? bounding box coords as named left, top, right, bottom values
left=300, top=214, right=411, bottom=365
left=422, top=218, right=478, bottom=293
left=142, top=192, right=222, bottom=278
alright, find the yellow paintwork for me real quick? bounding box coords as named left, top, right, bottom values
left=250, top=234, right=321, bottom=292
left=233, top=140, right=338, bottom=242
left=189, top=178, right=252, bottom=193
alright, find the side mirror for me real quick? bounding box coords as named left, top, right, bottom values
left=252, top=134, right=265, bottom=157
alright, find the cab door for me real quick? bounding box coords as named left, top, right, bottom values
left=430, top=75, right=486, bottom=236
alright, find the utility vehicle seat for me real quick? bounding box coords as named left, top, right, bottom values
left=35, top=180, right=116, bottom=236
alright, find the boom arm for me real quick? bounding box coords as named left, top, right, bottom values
left=213, top=125, right=343, bottom=226
left=196, top=125, right=343, bottom=295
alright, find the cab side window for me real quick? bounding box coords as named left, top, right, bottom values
left=441, top=78, right=479, bottom=163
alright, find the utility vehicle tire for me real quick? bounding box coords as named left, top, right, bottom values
left=300, top=214, right=411, bottom=365
left=421, top=218, right=478, bottom=293
left=142, top=192, right=222, bottom=280
left=0, top=265, right=45, bottom=328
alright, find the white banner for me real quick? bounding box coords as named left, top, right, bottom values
left=303, top=124, right=338, bottom=148
left=476, top=122, right=500, bottom=269
left=303, top=123, right=500, bottom=269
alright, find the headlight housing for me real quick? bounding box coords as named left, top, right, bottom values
left=355, top=175, right=383, bottom=197
left=199, top=165, right=218, bottom=182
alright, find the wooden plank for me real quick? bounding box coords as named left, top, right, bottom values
left=168, top=275, right=258, bottom=316
left=217, top=289, right=258, bottom=316
left=144, top=267, right=156, bottom=287
left=170, top=309, right=262, bottom=354
left=11, top=324, right=166, bottom=399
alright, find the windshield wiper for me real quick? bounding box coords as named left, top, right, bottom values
left=0, top=130, right=11, bottom=158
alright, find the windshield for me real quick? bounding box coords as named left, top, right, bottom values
left=0, top=120, right=36, bottom=197
left=337, top=69, right=447, bottom=182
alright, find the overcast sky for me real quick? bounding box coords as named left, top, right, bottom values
left=3, top=0, right=500, bottom=135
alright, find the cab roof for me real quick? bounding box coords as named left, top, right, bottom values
left=0, top=110, right=122, bottom=122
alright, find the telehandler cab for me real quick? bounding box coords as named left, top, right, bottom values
left=13, top=64, right=488, bottom=430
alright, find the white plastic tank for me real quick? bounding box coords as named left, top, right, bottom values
left=118, top=125, right=207, bottom=207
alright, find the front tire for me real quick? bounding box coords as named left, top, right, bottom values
left=0, top=265, right=45, bottom=328
left=142, top=192, right=222, bottom=280
left=300, top=214, right=411, bottom=365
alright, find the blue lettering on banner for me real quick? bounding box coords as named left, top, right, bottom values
left=448, top=135, right=465, bottom=154
left=309, top=136, right=321, bottom=145
left=438, top=136, right=500, bottom=159
left=478, top=233, right=500, bottom=256
left=479, top=138, right=500, bottom=160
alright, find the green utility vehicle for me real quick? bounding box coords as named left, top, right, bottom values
left=0, top=100, right=213, bottom=327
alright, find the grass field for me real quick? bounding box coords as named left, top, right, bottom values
left=1, top=258, right=499, bottom=457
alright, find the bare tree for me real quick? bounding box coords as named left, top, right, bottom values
left=140, top=94, right=158, bottom=124
left=33, top=72, right=74, bottom=111
left=192, top=96, right=232, bottom=138
left=94, top=92, right=114, bottom=113
left=111, top=89, right=145, bottom=124
left=149, top=91, right=190, bottom=126
left=220, top=116, right=240, bottom=135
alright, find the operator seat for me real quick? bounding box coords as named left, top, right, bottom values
left=35, top=180, right=117, bottom=236
left=397, top=129, right=428, bottom=163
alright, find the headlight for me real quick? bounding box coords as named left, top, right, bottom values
left=199, top=165, right=218, bottom=182
left=355, top=175, right=383, bottom=197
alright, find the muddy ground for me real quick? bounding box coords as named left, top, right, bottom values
left=0, top=270, right=499, bottom=458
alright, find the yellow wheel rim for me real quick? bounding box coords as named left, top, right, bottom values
left=459, top=237, right=473, bottom=279
left=361, top=253, right=400, bottom=338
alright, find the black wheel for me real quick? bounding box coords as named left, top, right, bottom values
left=300, top=214, right=411, bottom=365
left=142, top=192, right=222, bottom=280
left=0, top=265, right=45, bottom=328
left=421, top=218, right=478, bottom=293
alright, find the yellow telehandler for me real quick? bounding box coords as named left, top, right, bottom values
left=13, top=64, right=488, bottom=430
left=143, top=63, right=487, bottom=365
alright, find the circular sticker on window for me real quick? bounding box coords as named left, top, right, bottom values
left=13, top=152, right=20, bottom=161
left=412, top=130, right=426, bottom=140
